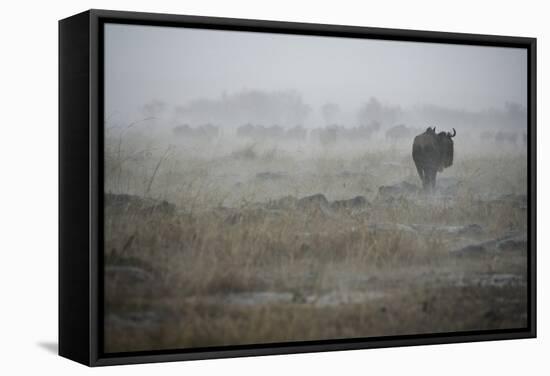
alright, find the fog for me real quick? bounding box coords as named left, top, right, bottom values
left=105, top=23, right=527, bottom=132
left=103, top=22, right=528, bottom=352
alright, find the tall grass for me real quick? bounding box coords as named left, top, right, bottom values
left=103, top=125, right=528, bottom=352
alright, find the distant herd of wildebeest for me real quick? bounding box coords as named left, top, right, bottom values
left=172, top=122, right=526, bottom=146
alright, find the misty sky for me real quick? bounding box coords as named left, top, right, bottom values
left=104, top=23, right=527, bottom=121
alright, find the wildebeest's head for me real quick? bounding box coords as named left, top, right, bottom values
left=425, top=126, right=436, bottom=135
left=436, top=128, right=456, bottom=171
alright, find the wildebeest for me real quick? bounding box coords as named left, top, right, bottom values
left=236, top=124, right=288, bottom=140
left=412, top=127, right=456, bottom=191
left=285, top=125, right=307, bottom=141
left=236, top=123, right=256, bottom=138
left=173, top=123, right=219, bottom=141
left=315, top=125, right=343, bottom=146
left=342, top=122, right=381, bottom=141
left=386, top=124, right=420, bottom=142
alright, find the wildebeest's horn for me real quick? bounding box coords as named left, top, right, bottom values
left=449, top=128, right=456, bottom=137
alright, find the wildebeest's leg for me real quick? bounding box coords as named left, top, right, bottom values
left=415, top=164, right=424, bottom=186
left=422, top=170, right=430, bottom=191
left=426, top=168, right=437, bottom=191
left=420, top=167, right=435, bottom=192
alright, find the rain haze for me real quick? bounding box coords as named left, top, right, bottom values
left=103, top=22, right=529, bottom=353
left=105, top=23, right=527, bottom=129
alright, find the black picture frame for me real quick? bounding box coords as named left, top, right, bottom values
left=59, top=9, right=537, bottom=367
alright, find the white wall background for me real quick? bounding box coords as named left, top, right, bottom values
left=0, top=0, right=546, bottom=374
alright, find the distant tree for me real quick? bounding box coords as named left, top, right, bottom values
left=357, top=97, right=402, bottom=126
left=142, top=100, right=166, bottom=118
left=504, top=101, right=527, bottom=127
left=357, top=97, right=382, bottom=125
left=321, top=103, right=341, bottom=126
left=173, top=89, right=310, bottom=127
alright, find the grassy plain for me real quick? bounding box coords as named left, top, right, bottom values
left=103, top=125, right=528, bottom=352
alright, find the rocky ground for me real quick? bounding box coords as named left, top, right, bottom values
left=103, top=178, right=528, bottom=353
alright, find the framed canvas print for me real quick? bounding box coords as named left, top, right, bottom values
left=59, top=9, right=536, bottom=366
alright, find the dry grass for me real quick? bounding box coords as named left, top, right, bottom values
left=103, top=129, right=528, bottom=353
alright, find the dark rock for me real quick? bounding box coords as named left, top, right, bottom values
left=410, top=223, right=483, bottom=237
left=378, top=181, right=420, bottom=197
left=451, top=244, right=487, bottom=256
left=105, top=193, right=176, bottom=215
left=297, top=194, right=330, bottom=210
left=266, top=195, right=299, bottom=209
left=331, top=196, right=369, bottom=210
left=214, top=292, right=294, bottom=306
left=230, top=145, right=257, bottom=160
left=452, top=231, right=527, bottom=256
left=368, top=223, right=417, bottom=235
left=292, top=291, right=308, bottom=304
left=451, top=239, right=498, bottom=256
left=500, top=193, right=527, bottom=204
left=497, top=235, right=527, bottom=251
left=105, top=265, right=154, bottom=285
left=104, top=254, right=155, bottom=273
left=105, top=310, right=167, bottom=330
left=486, top=194, right=528, bottom=209
left=456, top=224, right=484, bottom=237
left=225, top=212, right=243, bottom=225
left=447, top=273, right=525, bottom=288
